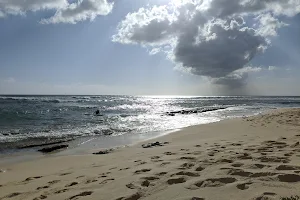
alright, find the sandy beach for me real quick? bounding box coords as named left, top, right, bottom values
left=1, top=108, right=300, bottom=200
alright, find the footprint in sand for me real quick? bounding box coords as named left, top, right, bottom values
left=134, top=169, right=151, bottom=174
left=141, top=176, right=160, bottom=181
left=262, top=141, right=288, bottom=148
left=217, top=159, right=234, bottom=164
left=119, top=167, right=131, bottom=171
left=186, top=177, right=236, bottom=189
left=151, top=156, right=160, bottom=159
left=236, top=182, right=253, bottom=190
left=180, top=156, right=197, bottom=161
left=33, top=195, right=47, bottom=200
left=136, top=161, right=147, bottom=165
left=291, top=142, right=300, bottom=148
left=164, top=152, right=177, bottom=155
left=277, top=174, right=300, bottom=183
left=85, top=179, right=98, bottom=184
left=65, top=182, right=79, bottom=187
left=155, top=172, right=168, bottom=176
left=55, top=189, right=69, bottom=194
left=231, top=143, right=242, bottom=146
left=167, top=177, right=187, bottom=185
left=247, top=164, right=269, bottom=169
left=115, top=192, right=142, bottom=200
left=160, top=162, right=171, bottom=167
left=231, top=163, right=244, bottom=167
left=284, top=152, right=294, bottom=157
left=59, top=172, right=72, bottom=176
left=4, top=192, right=22, bottom=198
left=253, top=192, right=277, bottom=200
left=179, top=163, right=195, bottom=170
left=141, top=180, right=150, bottom=187
left=68, top=191, right=93, bottom=200
left=276, top=165, right=300, bottom=171
left=257, top=156, right=290, bottom=163
left=48, top=180, right=61, bottom=184
left=134, top=160, right=147, bottom=165
left=152, top=159, right=164, bottom=163
left=37, top=185, right=50, bottom=190
left=236, top=153, right=253, bottom=160
left=172, top=171, right=200, bottom=177
left=23, top=176, right=43, bottom=182
left=180, top=149, right=190, bottom=152
left=109, top=167, right=118, bottom=170
left=207, top=152, right=215, bottom=157
left=243, top=148, right=255, bottom=151
left=280, top=196, right=300, bottom=200
left=225, top=168, right=277, bottom=178
left=99, top=178, right=115, bottom=185
left=195, top=166, right=205, bottom=172
left=126, top=183, right=141, bottom=190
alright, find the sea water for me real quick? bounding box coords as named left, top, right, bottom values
left=0, top=95, right=300, bottom=153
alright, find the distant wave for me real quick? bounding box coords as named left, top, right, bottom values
left=279, top=101, right=300, bottom=105
left=0, top=96, right=97, bottom=103
left=0, top=97, right=62, bottom=103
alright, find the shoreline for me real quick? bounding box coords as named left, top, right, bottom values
left=0, top=107, right=269, bottom=166
left=1, top=108, right=300, bottom=200
left=0, top=105, right=263, bottom=166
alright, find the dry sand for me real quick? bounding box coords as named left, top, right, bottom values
left=1, top=108, right=300, bottom=200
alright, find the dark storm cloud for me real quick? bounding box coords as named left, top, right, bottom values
left=112, top=0, right=300, bottom=88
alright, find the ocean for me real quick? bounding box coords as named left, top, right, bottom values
left=0, top=95, right=300, bottom=153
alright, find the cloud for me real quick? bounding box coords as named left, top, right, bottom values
left=256, top=13, right=288, bottom=37
left=113, top=0, right=300, bottom=88
left=0, top=10, right=5, bottom=17
left=268, top=66, right=277, bottom=71
left=213, top=66, right=262, bottom=88
left=0, top=0, right=113, bottom=24
left=0, top=0, right=67, bottom=16
left=41, top=0, right=114, bottom=24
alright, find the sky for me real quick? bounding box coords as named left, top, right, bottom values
left=0, top=0, right=300, bottom=96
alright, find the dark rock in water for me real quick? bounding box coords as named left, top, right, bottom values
left=10, top=131, right=20, bottom=135
left=142, top=141, right=167, bottom=148
left=102, top=129, right=113, bottom=135
left=166, top=112, right=175, bottom=116
left=93, top=148, right=114, bottom=155
left=164, top=107, right=226, bottom=116
left=38, top=144, right=68, bottom=153
left=94, top=129, right=113, bottom=135
left=18, top=139, right=73, bottom=149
